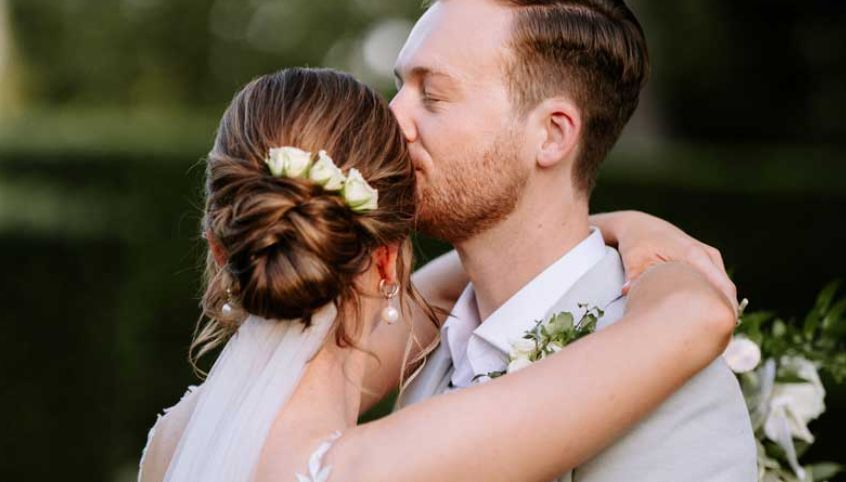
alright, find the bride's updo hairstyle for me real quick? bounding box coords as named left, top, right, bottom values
left=192, top=67, right=433, bottom=367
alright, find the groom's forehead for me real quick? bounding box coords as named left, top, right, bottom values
left=396, top=0, right=513, bottom=79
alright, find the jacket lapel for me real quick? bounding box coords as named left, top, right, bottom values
left=542, top=247, right=626, bottom=323
left=397, top=247, right=626, bottom=408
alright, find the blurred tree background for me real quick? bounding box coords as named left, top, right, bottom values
left=0, top=0, right=843, bottom=480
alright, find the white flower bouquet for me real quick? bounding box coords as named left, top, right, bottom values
left=478, top=285, right=846, bottom=482
left=730, top=282, right=846, bottom=482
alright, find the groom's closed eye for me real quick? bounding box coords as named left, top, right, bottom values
left=422, top=77, right=461, bottom=108
left=421, top=85, right=442, bottom=106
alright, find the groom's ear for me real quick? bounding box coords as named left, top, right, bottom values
left=532, top=97, right=581, bottom=169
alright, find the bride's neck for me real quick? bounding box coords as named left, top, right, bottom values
left=255, top=302, right=380, bottom=481
left=297, top=340, right=368, bottom=427
left=255, top=310, right=374, bottom=480
left=280, top=307, right=375, bottom=433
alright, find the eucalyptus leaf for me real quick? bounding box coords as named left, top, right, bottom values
left=821, top=298, right=846, bottom=335
left=794, top=440, right=811, bottom=458
left=807, top=462, right=843, bottom=481
left=804, top=307, right=823, bottom=340
left=507, top=305, right=602, bottom=377
left=815, top=281, right=840, bottom=314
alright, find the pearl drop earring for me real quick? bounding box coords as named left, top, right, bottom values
left=222, top=287, right=234, bottom=316
left=379, top=279, right=400, bottom=324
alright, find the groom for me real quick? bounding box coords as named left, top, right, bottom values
left=390, top=0, right=756, bottom=480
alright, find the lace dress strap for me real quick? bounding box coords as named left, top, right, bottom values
left=138, top=385, right=200, bottom=481
left=295, top=431, right=342, bottom=482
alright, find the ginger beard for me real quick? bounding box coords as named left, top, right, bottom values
left=414, top=128, right=529, bottom=244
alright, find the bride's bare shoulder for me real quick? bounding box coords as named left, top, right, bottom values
left=139, top=385, right=203, bottom=482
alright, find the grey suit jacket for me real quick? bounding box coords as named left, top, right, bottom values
left=397, top=247, right=758, bottom=481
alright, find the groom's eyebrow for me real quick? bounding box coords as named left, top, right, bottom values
left=394, top=66, right=457, bottom=85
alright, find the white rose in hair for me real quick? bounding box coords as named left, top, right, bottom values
left=342, top=168, right=378, bottom=212
left=265, top=148, right=288, bottom=177
left=309, top=150, right=346, bottom=191
left=280, top=146, right=314, bottom=178
left=266, top=146, right=312, bottom=178
left=722, top=335, right=761, bottom=373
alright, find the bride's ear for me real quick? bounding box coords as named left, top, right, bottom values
left=205, top=230, right=228, bottom=268
left=373, top=244, right=400, bottom=285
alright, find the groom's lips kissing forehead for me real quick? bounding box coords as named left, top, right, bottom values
left=390, top=0, right=515, bottom=182
left=411, top=151, right=425, bottom=173
left=406, top=143, right=431, bottom=175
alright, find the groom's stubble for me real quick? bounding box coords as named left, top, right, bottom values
left=414, top=127, right=529, bottom=244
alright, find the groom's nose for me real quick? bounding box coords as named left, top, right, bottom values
left=389, top=91, right=419, bottom=144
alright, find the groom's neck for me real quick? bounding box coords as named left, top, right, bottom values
left=456, top=196, right=591, bottom=322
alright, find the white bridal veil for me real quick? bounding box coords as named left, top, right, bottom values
left=141, top=303, right=337, bottom=482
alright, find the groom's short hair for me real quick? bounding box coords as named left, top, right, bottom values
left=499, top=0, right=649, bottom=194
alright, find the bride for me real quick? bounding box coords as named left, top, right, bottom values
left=139, top=67, right=739, bottom=482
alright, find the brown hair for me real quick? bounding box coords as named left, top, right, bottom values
left=192, top=67, right=437, bottom=374
left=498, top=0, right=649, bottom=193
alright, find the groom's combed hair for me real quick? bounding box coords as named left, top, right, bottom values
left=498, top=0, right=649, bottom=193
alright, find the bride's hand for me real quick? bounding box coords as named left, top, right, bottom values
left=625, top=260, right=737, bottom=347
left=590, top=210, right=737, bottom=311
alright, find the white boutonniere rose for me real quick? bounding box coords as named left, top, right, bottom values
left=481, top=304, right=604, bottom=380
left=506, top=357, right=533, bottom=374
left=506, top=339, right=536, bottom=374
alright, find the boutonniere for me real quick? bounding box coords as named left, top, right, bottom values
left=476, top=304, right=604, bottom=381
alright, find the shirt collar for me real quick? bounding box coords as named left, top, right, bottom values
left=467, top=227, right=607, bottom=355
left=441, top=284, right=480, bottom=368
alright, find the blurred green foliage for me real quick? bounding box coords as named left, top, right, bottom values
left=6, top=0, right=419, bottom=109
left=4, top=0, right=845, bottom=142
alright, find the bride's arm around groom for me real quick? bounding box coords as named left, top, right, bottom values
left=359, top=211, right=740, bottom=416
left=324, top=262, right=738, bottom=482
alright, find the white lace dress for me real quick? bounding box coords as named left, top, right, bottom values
left=295, top=431, right=342, bottom=482
left=141, top=402, right=343, bottom=482
left=139, top=306, right=341, bottom=482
